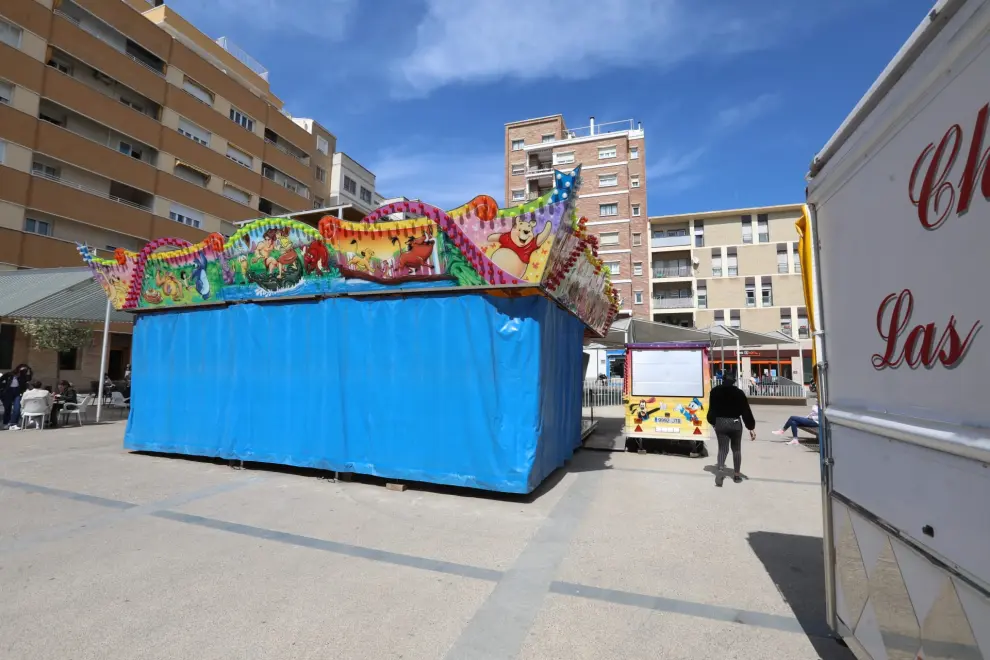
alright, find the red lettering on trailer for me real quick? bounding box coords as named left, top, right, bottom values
left=872, top=290, right=981, bottom=370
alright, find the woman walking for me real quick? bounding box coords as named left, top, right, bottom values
left=706, top=375, right=756, bottom=486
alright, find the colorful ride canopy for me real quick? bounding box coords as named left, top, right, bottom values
left=80, top=167, right=619, bottom=336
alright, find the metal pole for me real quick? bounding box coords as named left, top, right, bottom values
left=776, top=342, right=781, bottom=380
left=96, top=299, right=111, bottom=423
left=735, top=338, right=741, bottom=388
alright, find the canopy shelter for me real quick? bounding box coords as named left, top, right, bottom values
left=0, top=267, right=132, bottom=422
left=601, top=318, right=713, bottom=347
left=699, top=324, right=798, bottom=382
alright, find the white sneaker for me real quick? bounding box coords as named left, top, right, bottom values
left=771, top=430, right=787, bottom=436
left=787, top=439, right=800, bottom=445
left=8, top=425, right=20, bottom=431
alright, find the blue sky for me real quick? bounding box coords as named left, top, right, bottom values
left=168, top=0, right=935, bottom=214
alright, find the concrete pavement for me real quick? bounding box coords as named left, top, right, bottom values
left=0, top=405, right=849, bottom=659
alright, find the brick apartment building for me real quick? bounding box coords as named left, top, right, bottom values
left=504, top=115, right=648, bottom=319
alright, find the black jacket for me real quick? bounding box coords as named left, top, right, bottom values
left=706, top=384, right=756, bottom=430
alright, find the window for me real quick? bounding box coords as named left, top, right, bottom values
left=119, top=97, right=145, bottom=114
left=780, top=311, right=793, bottom=336
left=343, top=176, right=357, bottom=194
left=599, top=203, right=618, bottom=217
left=630, top=175, right=640, bottom=188
left=32, top=162, right=59, bottom=179
left=727, top=252, right=738, bottom=276
left=229, top=107, right=254, bottom=132
left=511, top=163, right=524, bottom=176
left=632, top=232, right=642, bottom=247
left=600, top=232, right=619, bottom=246
left=0, top=18, right=22, bottom=49
left=313, top=196, right=325, bottom=209
left=226, top=144, right=253, bottom=168
left=0, top=80, right=12, bottom=105
left=360, top=186, right=373, bottom=204
left=182, top=77, right=213, bottom=105
left=118, top=141, right=143, bottom=160
left=630, top=146, right=639, bottom=159
left=777, top=247, right=788, bottom=273
left=511, top=139, right=524, bottom=151
left=633, top=262, right=643, bottom=276
left=793, top=246, right=802, bottom=273
left=58, top=348, right=78, bottom=372
left=178, top=118, right=210, bottom=146
left=47, top=58, right=71, bottom=75
left=741, top=214, right=753, bottom=243
left=757, top=213, right=769, bottom=242
left=174, top=162, right=209, bottom=187
left=222, top=183, right=251, bottom=205
left=541, top=134, right=554, bottom=143
left=598, top=173, right=618, bottom=187
left=553, top=151, right=574, bottom=165
left=0, top=324, right=14, bottom=371
left=632, top=204, right=641, bottom=217
left=634, top=291, right=643, bottom=305
left=694, top=220, right=704, bottom=247
left=511, top=189, right=525, bottom=201
left=604, top=261, right=620, bottom=276
left=598, top=146, right=616, bottom=159
left=745, top=282, right=756, bottom=307
left=316, top=166, right=326, bottom=183
left=729, top=313, right=741, bottom=329
left=24, top=217, right=52, bottom=236
left=168, top=203, right=203, bottom=228
left=697, top=284, right=707, bottom=309
left=762, top=281, right=773, bottom=306
left=712, top=252, right=722, bottom=277
left=797, top=310, right=810, bottom=338
left=0, top=139, right=5, bottom=165
left=317, top=135, right=329, bottom=155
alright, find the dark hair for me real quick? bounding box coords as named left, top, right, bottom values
left=31, top=380, right=43, bottom=389
left=59, top=380, right=71, bottom=389
left=722, top=375, right=736, bottom=386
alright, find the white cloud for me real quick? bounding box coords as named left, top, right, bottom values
left=392, top=0, right=788, bottom=96
left=647, top=148, right=706, bottom=181
left=371, top=148, right=505, bottom=209
left=167, top=0, right=355, bottom=39
left=713, top=93, right=781, bottom=132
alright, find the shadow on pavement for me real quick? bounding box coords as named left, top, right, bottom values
left=748, top=531, right=854, bottom=660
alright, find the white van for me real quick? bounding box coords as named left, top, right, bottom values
left=805, top=1, right=990, bottom=657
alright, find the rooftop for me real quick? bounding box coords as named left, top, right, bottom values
left=649, top=203, right=804, bottom=222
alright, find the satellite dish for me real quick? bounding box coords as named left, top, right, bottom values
left=691, top=256, right=700, bottom=266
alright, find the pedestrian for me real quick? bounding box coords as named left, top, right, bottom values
left=706, top=375, right=756, bottom=486
left=1, top=364, right=32, bottom=430
left=772, top=404, right=820, bottom=445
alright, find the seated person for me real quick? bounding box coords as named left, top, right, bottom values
left=18, top=380, right=52, bottom=429
left=772, top=404, right=820, bottom=445
left=51, top=380, right=77, bottom=428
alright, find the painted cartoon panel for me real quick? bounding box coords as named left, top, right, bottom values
left=78, top=166, right=619, bottom=336
left=622, top=344, right=713, bottom=441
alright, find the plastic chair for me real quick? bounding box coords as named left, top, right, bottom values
left=60, top=395, right=92, bottom=427
left=20, top=397, right=50, bottom=431
left=109, top=391, right=129, bottom=419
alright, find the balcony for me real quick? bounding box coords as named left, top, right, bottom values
left=262, top=165, right=310, bottom=199
left=262, top=136, right=310, bottom=185
left=42, top=60, right=162, bottom=148
left=651, top=235, right=691, bottom=248
left=652, top=296, right=694, bottom=309
left=525, top=119, right=637, bottom=149
left=56, top=1, right=166, bottom=76
left=35, top=110, right=158, bottom=192
left=28, top=172, right=153, bottom=238
left=527, top=189, right=550, bottom=201
left=526, top=164, right=553, bottom=178
left=652, top=266, right=691, bottom=278
left=49, top=12, right=167, bottom=103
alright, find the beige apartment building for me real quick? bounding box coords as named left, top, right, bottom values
left=0, top=0, right=337, bottom=271
left=504, top=115, right=648, bottom=319
left=649, top=204, right=812, bottom=381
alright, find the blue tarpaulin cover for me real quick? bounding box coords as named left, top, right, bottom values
left=125, top=292, right=584, bottom=493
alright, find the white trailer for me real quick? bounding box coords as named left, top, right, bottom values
left=806, top=1, right=990, bottom=657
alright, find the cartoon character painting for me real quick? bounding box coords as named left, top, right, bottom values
left=154, top=268, right=184, bottom=303
left=396, top=231, right=435, bottom=275
left=676, top=398, right=705, bottom=423
left=487, top=214, right=552, bottom=279
left=349, top=248, right=374, bottom=273
left=303, top=239, right=331, bottom=275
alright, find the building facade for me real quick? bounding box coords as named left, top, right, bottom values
left=0, top=0, right=336, bottom=271
left=504, top=115, right=649, bottom=319
left=649, top=204, right=812, bottom=381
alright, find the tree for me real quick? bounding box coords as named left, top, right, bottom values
left=16, top=319, right=93, bottom=382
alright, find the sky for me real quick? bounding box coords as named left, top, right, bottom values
left=168, top=0, right=936, bottom=215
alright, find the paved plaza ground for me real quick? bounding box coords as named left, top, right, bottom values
left=0, top=404, right=851, bottom=660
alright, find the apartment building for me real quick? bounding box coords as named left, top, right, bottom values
left=505, top=115, right=648, bottom=319
left=649, top=204, right=812, bottom=381
left=0, top=0, right=337, bottom=271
